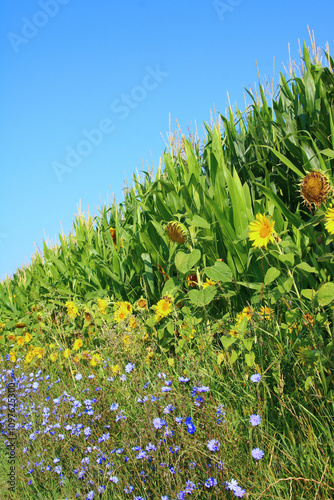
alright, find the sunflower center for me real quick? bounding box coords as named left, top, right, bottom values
left=304, top=177, right=322, bottom=200
left=259, top=225, right=271, bottom=238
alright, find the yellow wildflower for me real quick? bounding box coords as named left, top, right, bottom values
left=8, top=334, right=16, bottom=342
left=122, top=334, right=131, bottom=347
left=9, top=351, right=16, bottom=363
left=111, top=364, right=120, bottom=374
left=50, top=352, right=58, bottom=362
left=17, top=336, right=25, bottom=347
left=33, top=347, right=45, bottom=359
left=203, top=278, right=216, bottom=289
left=324, top=205, right=334, bottom=235
left=0, top=322, right=5, bottom=332
left=90, top=354, right=102, bottom=367
left=154, top=298, right=173, bottom=322
left=248, top=213, right=276, bottom=249
left=65, top=300, right=79, bottom=318
left=229, top=330, right=239, bottom=337
left=114, top=307, right=128, bottom=323
left=24, top=332, right=32, bottom=343
left=97, top=299, right=108, bottom=315
left=63, top=348, right=71, bottom=359
left=129, top=316, right=137, bottom=330
left=73, top=339, right=83, bottom=351
left=259, top=306, right=274, bottom=320
left=25, top=351, right=35, bottom=364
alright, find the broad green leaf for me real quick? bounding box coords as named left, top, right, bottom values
left=245, top=352, right=255, bottom=367
left=221, top=336, right=237, bottom=349
left=264, top=267, right=280, bottom=285
left=277, top=276, right=293, bottom=293
left=296, top=262, right=318, bottom=273
left=318, top=282, right=334, bottom=306
left=229, top=350, right=239, bottom=364
left=242, top=338, right=253, bottom=352
left=203, top=261, right=233, bottom=283
left=188, top=286, right=216, bottom=307
left=175, top=249, right=201, bottom=274
left=301, top=289, right=316, bottom=300
left=185, top=215, right=211, bottom=229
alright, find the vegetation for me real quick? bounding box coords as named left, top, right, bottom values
left=0, top=33, right=334, bottom=499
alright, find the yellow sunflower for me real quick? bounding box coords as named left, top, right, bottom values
left=248, top=214, right=276, bottom=249
left=324, top=205, right=334, bottom=235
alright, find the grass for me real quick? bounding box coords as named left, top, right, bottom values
left=0, top=299, right=333, bottom=499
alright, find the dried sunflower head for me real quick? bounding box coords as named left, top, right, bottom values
left=165, top=221, right=187, bottom=244
left=186, top=273, right=198, bottom=288
left=300, top=171, right=332, bottom=212
left=296, top=345, right=316, bottom=366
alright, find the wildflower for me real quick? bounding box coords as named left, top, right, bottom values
left=229, top=329, right=239, bottom=337
left=153, top=418, right=166, bottom=429
left=17, top=336, right=25, bottom=347
left=9, top=351, right=16, bottom=363
left=250, top=373, right=261, bottom=383
left=233, top=486, right=247, bottom=497
left=97, top=298, right=108, bottom=315
left=73, top=339, right=83, bottom=351
left=203, top=278, right=216, bottom=289
left=125, top=363, right=135, bottom=373
left=24, top=332, right=32, bottom=343
left=63, top=348, right=71, bottom=359
left=111, top=365, right=120, bottom=374
left=207, top=439, right=220, bottom=451
left=75, top=373, right=82, bottom=381
left=205, top=477, right=218, bottom=488
left=248, top=213, right=276, bottom=249
left=109, top=475, right=119, bottom=483
left=119, top=374, right=127, bottom=381
left=50, top=352, right=58, bottom=362
left=251, top=448, right=264, bottom=460
left=300, top=171, right=331, bottom=212
left=179, top=376, right=189, bottom=383
left=259, top=305, right=274, bottom=320
left=154, top=298, right=173, bottom=322
left=114, top=307, right=129, bottom=323
left=250, top=414, right=261, bottom=426
left=110, top=402, right=119, bottom=411
left=324, top=204, right=334, bottom=234
left=65, top=301, right=79, bottom=318
left=90, top=354, right=102, bottom=367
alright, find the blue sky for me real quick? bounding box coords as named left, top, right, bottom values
left=1, top=0, right=334, bottom=280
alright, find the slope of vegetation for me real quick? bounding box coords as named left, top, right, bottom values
left=0, top=35, right=334, bottom=499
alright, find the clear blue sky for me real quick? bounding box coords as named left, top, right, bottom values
left=1, top=0, right=333, bottom=280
